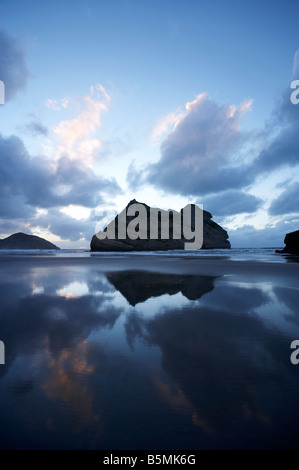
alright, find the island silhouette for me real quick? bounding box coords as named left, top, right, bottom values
left=0, top=232, right=60, bottom=250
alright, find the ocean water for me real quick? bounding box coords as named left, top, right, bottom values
left=0, top=249, right=299, bottom=449
left=0, top=247, right=293, bottom=262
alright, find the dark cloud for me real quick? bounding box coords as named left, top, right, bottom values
left=251, top=99, right=299, bottom=176
left=0, top=134, right=35, bottom=219
left=33, top=209, right=96, bottom=242
left=135, top=50, right=299, bottom=226
left=145, top=84, right=299, bottom=201
left=247, top=51, right=299, bottom=177
left=0, top=133, right=121, bottom=222
left=200, top=190, right=262, bottom=217
left=25, top=120, right=48, bottom=136
left=229, top=218, right=299, bottom=248
left=126, top=161, right=145, bottom=190
left=24, top=155, right=120, bottom=208
left=0, top=218, right=29, bottom=234
left=0, top=28, right=29, bottom=102
left=145, top=93, right=252, bottom=197
left=269, top=181, right=299, bottom=215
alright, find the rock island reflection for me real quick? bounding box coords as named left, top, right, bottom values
left=0, top=258, right=299, bottom=449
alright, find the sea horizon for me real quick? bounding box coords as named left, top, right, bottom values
left=0, top=246, right=295, bottom=262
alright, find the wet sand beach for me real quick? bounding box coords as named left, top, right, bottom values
left=0, top=252, right=299, bottom=449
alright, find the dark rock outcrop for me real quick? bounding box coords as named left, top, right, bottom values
left=0, top=232, right=60, bottom=250
left=276, top=230, right=299, bottom=255
left=91, top=199, right=230, bottom=251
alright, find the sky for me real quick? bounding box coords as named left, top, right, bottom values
left=0, top=0, right=298, bottom=248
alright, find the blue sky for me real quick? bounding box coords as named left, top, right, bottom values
left=0, top=0, right=298, bottom=248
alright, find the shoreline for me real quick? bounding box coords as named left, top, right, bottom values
left=1, top=252, right=298, bottom=281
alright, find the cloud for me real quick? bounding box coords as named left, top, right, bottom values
left=201, top=190, right=263, bottom=217
left=31, top=208, right=95, bottom=242
left=29, top=207, right=109, bottom=243
left=0, top=133, right=121, bottom=221
left=151, top=108, right=184, bottom=143
left=53, top=85, right=109, bottom=164
left=0, top=83, right=122, bottom=242
left=250, top=50, right=299, bottom=176
left=269, top=181, right=299, bottom=215
left=229, top=218, right=299, bottom=248
left=126, top=161, right=146, bottom=190
left=145, top=93, right=253, bottom=196
left=25, top=120, right=48, bottom=136
left=0, top=134, right=35, bottom=219
left=46, top=98, right=69, bottom=110
left=251, top=104, right=299, bottom=175
left=26, top=155, right=119, bottom=208
left=123, top=49, right=299, bottom=251
left=0, top=28, right=29, bottom=101
left=139, top=49, right=299, bottom=206
left=0, top=218, right=31, bottom=236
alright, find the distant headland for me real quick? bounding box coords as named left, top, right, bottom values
left=0, top=232, right=60, bottom=250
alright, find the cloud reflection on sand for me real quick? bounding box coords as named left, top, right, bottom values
left=0, top=260, right=299, bottom=448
